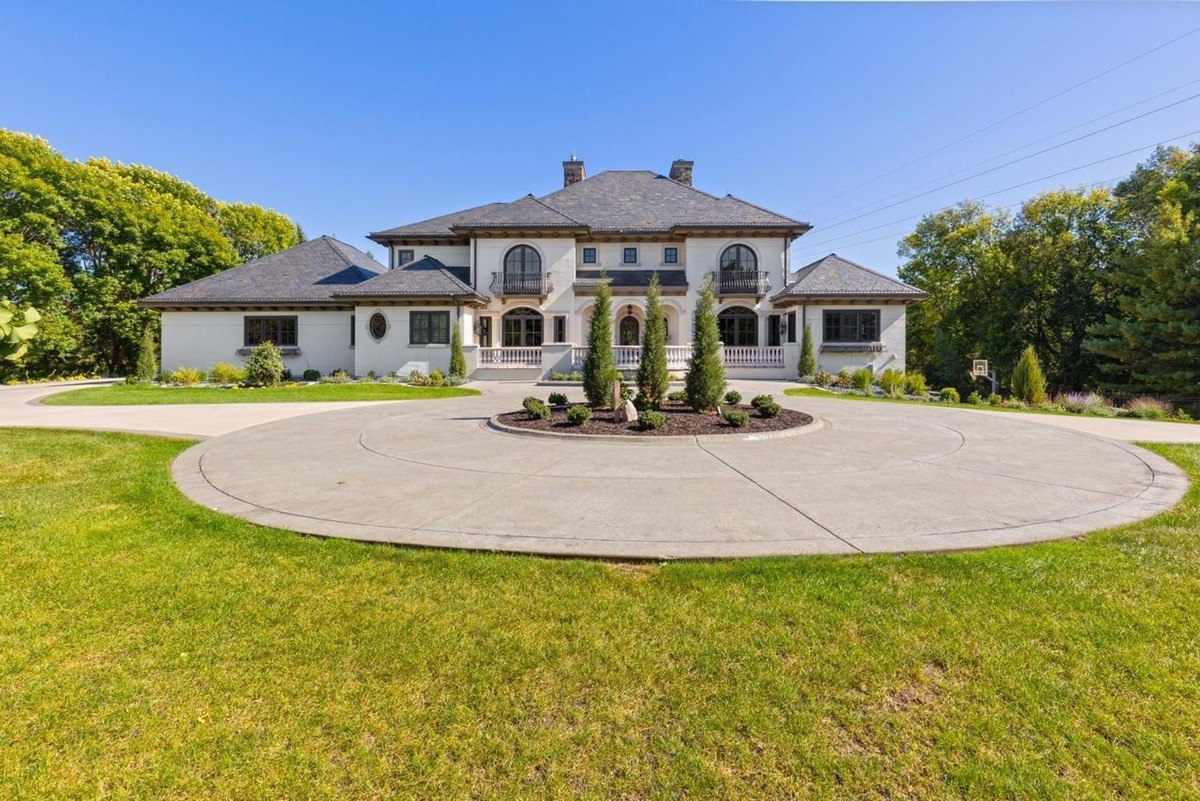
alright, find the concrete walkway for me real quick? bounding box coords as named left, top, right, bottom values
left=3, top=379, right=1193, bottom=559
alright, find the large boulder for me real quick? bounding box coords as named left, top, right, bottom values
left=615, top=399, right=639, bottom=424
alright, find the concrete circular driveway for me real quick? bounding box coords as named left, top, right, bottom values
left=172, top=384, right=1188, bottom=559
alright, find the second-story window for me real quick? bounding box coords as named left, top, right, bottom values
left=397, top=249, right=415, bottom=267
left=663, top=247, right=678, bottom=264
left=623, top=247, right=638, bottom=264
left=582, top=247, right=597, bottom=264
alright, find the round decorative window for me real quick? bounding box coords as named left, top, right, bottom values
left=368, top=312, right=388, bottom=340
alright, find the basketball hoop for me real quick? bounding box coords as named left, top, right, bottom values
left=971, top=359, right=989, bottom=378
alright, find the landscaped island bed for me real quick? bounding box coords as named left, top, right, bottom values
left=41, top=383, right=479, bottom=405
left=496, top=402, right=812, bottom=437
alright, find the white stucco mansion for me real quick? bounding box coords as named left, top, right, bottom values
left=143, top=158, right=924, bottom=379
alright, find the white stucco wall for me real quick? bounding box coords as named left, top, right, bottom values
left=390, top=244, right=470, bottom=270
left=160, top=310, right=355, bottom=376
left=795, top=304, right=907, bottom=374
left=352, top=305, right=473, bottom=376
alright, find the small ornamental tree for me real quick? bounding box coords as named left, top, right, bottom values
left=583, top=274, right=617, bottom=406
left=135, top=324, right=158, bottom=382
left=685, top=275, right=727, bottom=411
left=449, top=318, right=467, bottom=379
left=799, top=322, right=816, bottom=378
left=244, top=340, right=285, bottom=386
left=1011, top=345, right=1048, bottom=406
left=0, top=301, right=40, bottom=363
left=636, top=273, right=670, bottom=409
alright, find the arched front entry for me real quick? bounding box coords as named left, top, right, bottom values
left=618, top=313, right=641, bottom=346
left=502, top=307, right=543, bottom=347
left=717, top=306, right=758, bottom=346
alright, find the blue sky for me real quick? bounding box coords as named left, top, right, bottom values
left=3, top=0, right=1199, bottom=274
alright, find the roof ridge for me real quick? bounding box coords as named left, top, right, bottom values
left=824, top=253, right=916, bottom=290
left=319, top=235, right=357, bottom=270
left=525, top=193, right=584, bottom=225
left=722, top=193, right=806, bottom=226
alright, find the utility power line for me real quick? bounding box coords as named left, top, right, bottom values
left=812, top=91, right=1200, bottom=234
left=802, top=24, right=1200, bottom=211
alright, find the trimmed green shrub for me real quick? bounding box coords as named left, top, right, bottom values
left=548, top=391, right=568, bottom=406
left=667, top=390, right=686, bottom=403
left=549, top=372, right=568, bottom=381
left=966, top=391, right=983, bottom=405
left=757, top=400, right=781, bottom=418
left=244, top=341, right=285, bottom=387
left=940, top=387, right=960, bottom=403
left=878, top=368, right=905, bottom=398
left=750, top=394, right=774, bottom=411
left=1011, top=345, right=1047, bottom=406
left=799, top=323, right=816, bottom=379
left=851, top=367, right=873, bottom=392
left=302, top=368, right=321, bottom=381
left=813, top=370, right=835, bottom=387
left=903, top=371, right=928, bottom=396
left=135, top=325, right=158, bottom=383
left=449, top=319, right=466, bottom=379
left=566, top=404, right=592, bottom=426
left=523, top=396, right=550, bottom=420
left=724, top=390, right=742, bottom=405
left=636, top=273, right=670, bottom=410
left=723, top=409, right=750, bottom=428
left=210, top=362, right=246, bottom=384
left=428, top=370, right=446, bottom=387
left=639, top=409, right=665, bottom=430
left=169, top=367, right=203, bottom=386
left=583, top=274, right=618, bottom=406
left=988, top=393, right=1003, bottom=406
left=684, top=275, right=726, bottom=411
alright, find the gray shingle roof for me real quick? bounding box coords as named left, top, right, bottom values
left=140, top=236, right=384, bottom=306
left=573, top=269, right=689, bottom=289
left=332, top=256, right=484, bottom=302
left=772, top=254, right=926, bottom=301
left=370, top=170, right=808, bottom=240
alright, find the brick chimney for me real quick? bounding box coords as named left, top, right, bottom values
left=669, top=159, right=694, bottom=187
left=563, top=156, right=585, bottom=187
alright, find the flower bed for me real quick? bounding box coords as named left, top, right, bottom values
left=496, top=401, right=812, bottom=437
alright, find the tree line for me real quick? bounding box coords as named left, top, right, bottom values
left=898, top=143, right=1199, bottom=397
left=0, top=130, right=303, bottom=378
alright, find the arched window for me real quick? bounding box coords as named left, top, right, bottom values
left=619, top=314, right=641, bottom=346
left=718, top=307, right=758, bottom=347
left=502, top=307, right=543, bottom=347
left=503, top=245, right=541, bottom=276
left=719, top=244, right=757, bottom=273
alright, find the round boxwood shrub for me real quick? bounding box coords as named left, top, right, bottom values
left=523, top=396, right=550, bottom=420
left=566, top=404, right=592, bottom=426
left=757, top=400, right=781, bottom=418
left=723, top=409, right=750, bottom=428
left=940, top=387, right=961, bottom=403
left=966, top=390, right=983, bottom=405
left=639, top=409, right=665, bottom=430
left=548, top=391, right=568, bottom=406
left=302, top=368, right=321, bottom=382
left=724, top=390, right=742, bottom=405
left=988, top=393, right=1003, bottom=406
left=750, top=394, right=774, bottom=411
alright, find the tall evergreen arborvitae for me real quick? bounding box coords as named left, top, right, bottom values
left=685, top=276, right=726, bottom=411
left=799, top=322, right=816, bottom=378
left=449, top=317, right=467, bottom=379
left=1011, top=345, right=1048, bottom=405
left=134, top=324, right=158, bottom=382
left=583, top=275, right=617, bottom=406
left=636, top=273, right=670, bottom=409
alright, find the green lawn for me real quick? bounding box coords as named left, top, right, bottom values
left=2, top=429, right=1199, bottom=798
left=41, top=382, right=480, bottom=405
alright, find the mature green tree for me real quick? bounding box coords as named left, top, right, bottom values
left=0, top=301, right=40, bottom=364
left=798, top=322, right=816, bottom=378
left=583, top=275, right=617, bottom=406
left=0, top=129, right=303, bottom=378
left=636, top=273, right=669, bottom=409
left=1088, top=145, right=1200, bottom=393
left=685, top=275, right=726, bottom=411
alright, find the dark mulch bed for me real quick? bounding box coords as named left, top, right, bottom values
left=495, top=401, right=813, bottom=437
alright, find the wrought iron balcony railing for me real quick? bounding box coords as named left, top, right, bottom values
left=715, top=269, right=770, bottom=296
left=490, top=272, right=552, bottom=297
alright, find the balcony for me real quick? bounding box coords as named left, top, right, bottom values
left=715, top=269, right=770, bottom=297
left=490, top=271, right=552, bottom=298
